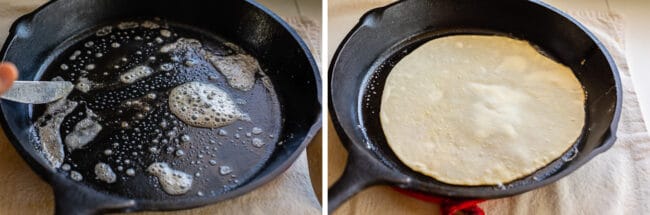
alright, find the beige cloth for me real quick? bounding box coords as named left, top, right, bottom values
left=0, top=0, right=321, bottom=214
left=329, top=1, right=650, bottom=214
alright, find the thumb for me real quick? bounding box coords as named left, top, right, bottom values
left=0, top=62, right=19, bottom=94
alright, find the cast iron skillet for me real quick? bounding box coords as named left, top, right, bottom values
left=329, top=0, right=621, bottom=212
left=0, top=0, right=321, bottom=214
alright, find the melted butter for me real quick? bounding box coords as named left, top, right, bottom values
left=160, top=38, right=262, bottom=91
left=65, top=108, right=102, bottom=151
left=168, top=82, right=248, bottom=128
left=37, top=97, right=78, bottom=168
left=147, top=162, right=193, bottom=195
left=120, top=65, right=154, bottom=84
left=95, top=162, right=117, bottom=183
left=204, top=53, right=259, bottom=91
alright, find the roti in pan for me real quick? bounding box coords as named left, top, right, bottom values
left=380, top=35, right=585, bottom=185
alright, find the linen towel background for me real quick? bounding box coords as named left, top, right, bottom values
left=328, top=0, right=650, bottom=214
left=0, top=0, right=322, bottom=214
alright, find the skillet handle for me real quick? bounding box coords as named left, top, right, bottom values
left=328, top=146, right=400, bottom=214
left=52, top=176, right=135, bottom=215
left=328, top=155, right=378, bottom=213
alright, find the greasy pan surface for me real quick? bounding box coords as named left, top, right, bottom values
left=329, top=0, right=621, bottom=211
left=0, top=0, right=321, bottom=214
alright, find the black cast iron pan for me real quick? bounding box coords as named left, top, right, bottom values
left=0, top=0, right=321, bottom=214
left=328, top=0, right=621, bottom=212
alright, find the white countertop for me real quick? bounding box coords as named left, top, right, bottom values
left=544, top=0, right=650, bottom=130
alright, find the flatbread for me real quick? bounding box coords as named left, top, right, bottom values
left=380, top=35, right=585, bottom=185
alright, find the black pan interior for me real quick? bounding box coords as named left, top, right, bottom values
left=329, top=0, right=620, bottom=198
left=1, top=0, right=320, bottom=212
left=34, top=18, right=283, bottom=200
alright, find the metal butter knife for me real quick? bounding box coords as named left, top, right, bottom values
left=1, top=81, right=74, bottom=104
